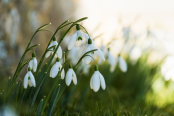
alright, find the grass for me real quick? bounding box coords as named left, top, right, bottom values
left=0, top=54, right=174, bottom=115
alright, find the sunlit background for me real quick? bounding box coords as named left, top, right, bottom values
left=1, top=0, right=174, bottom=115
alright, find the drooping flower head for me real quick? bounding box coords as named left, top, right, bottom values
left=45, top=36, right=62, bottom=59
left=68, top=24, right=89, bottom=50
left=118, top=54, right=127, bottom=72
left=28, top=52, right=37, bottom=72
left=107, top=48, right=117, bottom=72
left=50, top=57, right=65, bottom=79
left=65, top=63, right=77, bottom=86
left=98, top=44, right=107, bottom=64
left=83, top=38, right=105, bottom=64
left=23, top=67, right=36, bottom=89
left=90, top=65, right=106, bottom=92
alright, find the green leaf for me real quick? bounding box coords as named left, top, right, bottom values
left=30, top=72, right=47, bottom=109
left=41, top=76, right=60, bottom=114
left=36, top=99, right=44, bottom=116
left=47, top=80, right=62, bottom=116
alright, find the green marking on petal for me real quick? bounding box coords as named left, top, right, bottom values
left=77, top=37, right=82, bottom=41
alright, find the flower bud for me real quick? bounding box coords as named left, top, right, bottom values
left=76, top=24, right=80, bottom=30
left=53, top=36, right=56, bottom=41
left=88, top=38, right=92, bottom=44
left=28, top=67, right=31, bottom=71
left=69, top=62, right=73, bottom=68
left=94, top=65, right=98, bottom=71
left=56, top=57, right=60, bottom=62
left=32, top=52, right=36, bottom=57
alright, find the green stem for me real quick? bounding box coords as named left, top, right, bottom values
left=43, top=17, right=88, bottom=75
left=35, top=20, right=71, bottom=76
left=11, top=23, right=51, bottom=86
left=30, top=17, right=88, bottom=109
left=74, top=49, right=98, bottom=69
left=79, top=24, right=90, bottom=37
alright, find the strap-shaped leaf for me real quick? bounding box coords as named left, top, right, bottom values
left=41, top=76, right=60, bottom=114
left=36, top=99, right=44, bottom=116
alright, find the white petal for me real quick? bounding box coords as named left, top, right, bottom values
left=61, top=69, right=65, bottom=79
left=28, top=80, right=33, bottom=87
left=83, top=55, right=92, bottom=64
left=50, top=62, right=60, bottom=78
left=46, top=41, right=58, bottom=58
left=28, top=59, right=33, bottom=70
left=72, top=70, right=77, bottom=85
left=47, top=42, right=53, bottom=49
left=28, top=71, right=36, bottom=87
left=33, top=57, right=37, bottom=72
left=75, top=30, right=83, bottom=47
left=108, top=51, right=116, bottom=66
left=81, top=31, right=89, bottom=41
left=56, top=46, right=62, bottom=59
left=45, top=51, right=52, bottom=58
left=92, top=71, right=100, bottom=92
left=93, top=46, right=105, bottom=61
left=23, top=73, right=29, bottom=89
left=65, top=69, right=73, bottom=86
left=68, top=32, right=77, bottom=50
left=90, top=76, right=93, bottom=89
left=83, top=45, right=92, bottom=64
left=110, top=65, right=116, bottom=72
left=51, top=41, right=58, bottom=47
left=118, top=56, right=127, bottom=72
left=98, top=71, right=106, bottom=90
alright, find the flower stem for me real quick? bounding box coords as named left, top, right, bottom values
left=11, top=23, right=51, bottom=86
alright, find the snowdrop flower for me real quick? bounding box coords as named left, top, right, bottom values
left=45, top=37, right=62, bottom=59
left=107, top=48, right=117, bottom=72
left=23, top=67, right=36, bottom=89
left=68, top=46, right=82, bottom=65
left=98, top=44, right=107, bottom=64
left=83, top=38, right=105, bottom=64
left=118, top=55, right=127, bottom=72
left=90, top=65, right=106, bottom=92
left=65, top=63, right=77, bottom=86
left=77, top=62, right=91, bottom=75
left=28, top=52, right=37, bottom=72
left=68, top=24, right=89, bottom=50
left=50, top=57, right=65, bottom=79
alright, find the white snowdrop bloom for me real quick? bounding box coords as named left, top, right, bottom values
left=83, top=38, right=105, bottom=64
left=68, top=24, right=89, bottom=50
left=65, top=63, right=77, bottom=86
left=98, top=44, right=107, bottom=64
left=118, top=55, right=127, bottom=72
left=28, top=52, right=37, bottom=72
left=68, top=46, right=82, bottom=65
left=107, top=48, right=117, bottom=72
left=90, top=65, right=106, bottom=92
left=50, top=57, right=65, bottom=79
left=45, top=37, right=62, bottom=59
left=77, top=62, right=91, bottom=75
left=23, top=67, right=36, bottom=89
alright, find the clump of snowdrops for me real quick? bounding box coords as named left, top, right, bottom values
left=1, top=17, right=127, bottom=115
